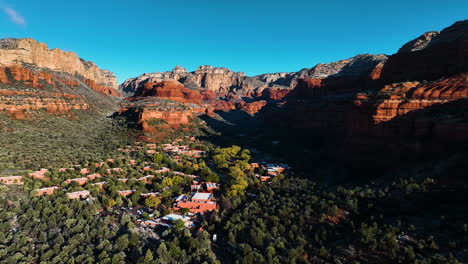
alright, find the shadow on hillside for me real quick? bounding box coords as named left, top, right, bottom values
left=199, top=90, right=468, bottom=184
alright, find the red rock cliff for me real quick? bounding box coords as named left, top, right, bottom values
left=0, top=38, right=118, bottom=91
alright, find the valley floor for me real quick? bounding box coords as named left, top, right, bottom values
left=0, top=114, right=467, bottom=264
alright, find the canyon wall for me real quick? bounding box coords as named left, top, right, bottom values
left=0, top=90, right=89, bottom=119
left=0, top=38, right=119, bottom=92
left=0, top=38, right=121, bottom=118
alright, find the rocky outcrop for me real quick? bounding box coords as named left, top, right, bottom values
left=344, top=73, right=468, bottom=165
left=239, top=100, right=268, bottom=115
left=398, top=32, right=440, bottom=53
left=0, top=65, right=121, bottom=96
left=0, top=66, right=77, bottom=88
left=399, top=20, right=468, bottom=53
left=84, top=79, right=121, bottom=97
left=132, top=80, right=214, bottom=104
left=382, top=20, right=468, bottom=83
left=0, top=90, right=89, bottom=119
left=120, top=65, right=246, bottom=95
left=119, top=100, right=207, bottom=130
left=260, top=88, right=291, bottom=100
left=355, top=73, right=468, bottom=124
left=0, top=38, right=118, bottom=92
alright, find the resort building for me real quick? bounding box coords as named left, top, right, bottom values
left=0, top=176, right=23, bottom=185
left=67, top=190, right=90, bottom=199
left=35, top=186, right=59, bottom=196
left=65, top=177, right=88, bottom=185
left=29, top=169, right=49, bottom=180
left=175, top=192, right=217, bottom=213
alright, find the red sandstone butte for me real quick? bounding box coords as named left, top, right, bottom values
left=133, top=80, right=212, bottom=104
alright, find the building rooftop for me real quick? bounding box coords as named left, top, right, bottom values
left=192, top=192, right=212, bottom=200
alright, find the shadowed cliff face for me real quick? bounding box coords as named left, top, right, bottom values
left=382, top=20, right=468, bottom=83
left=254, top=20, right=468, bottom=170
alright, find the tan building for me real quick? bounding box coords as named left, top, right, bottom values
left=0, top=176, right=23, bottom=185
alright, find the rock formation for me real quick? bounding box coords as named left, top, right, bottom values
left=398, top=31, right=440, bottom=53
left=132, top=80, right=215, bottom=104
left=0, top=38, right=121, bottom=118
left=120, top=54, right=387, bottom=97
left=382, top=20, right=468, bottom=83
left=120, top=65, right=247, bottom=96
left=0, top=90, right=89, bottom=119
left=0, top=38, right=119, bottom=93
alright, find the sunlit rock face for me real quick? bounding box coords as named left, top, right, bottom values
left=0, top=38, right=119, bottom=92
left=120, top=54, right=388, bottom=97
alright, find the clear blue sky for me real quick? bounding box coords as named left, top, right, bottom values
left=0, top=0, right=467, bottom=83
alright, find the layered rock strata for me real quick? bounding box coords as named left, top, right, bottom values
left=0, top=38, right=119, bottom=94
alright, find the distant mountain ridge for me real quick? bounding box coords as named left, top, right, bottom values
left=119, top=54, right=388, bottom=96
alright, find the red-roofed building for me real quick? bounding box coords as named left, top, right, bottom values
left=175, top=193, right=217, bottom=213
left=65, top=177, right=88, bottom=186
left=106, top=168, right=123, bottom=174
left=0, top=176, right=23, bottom=185
left=138, top=175, right=155, bottom=184
left=191, top=184, right=202, bottom=191
left=249, top=163, right=259, bottom=169
left=67, top=190, right=90, bottom=199
left=95, top=162, right=106, bottom=167
left=257, top=174, right=271, bottom=182
left=59, top=168, right=74, bottom=172
left=86, top=173, right=101, bottom=180
left=80, top=168, right=90, bottom=175
left=155, top=167, right=171, bottom=174
left=141, top=192, right=159, bottom=197
left=118, top=190, right=135, bottom=197
left=147, top=143, right=157, bottom=149
left=92, top=181, right=106, bottom=191
left=29, top=169, right=49, bottom=180
left=35, top=186, right=59, bottom=196
left=205, top=182, right=220, bottom=192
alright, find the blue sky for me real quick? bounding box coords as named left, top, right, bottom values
left=0, top=0, right=467, bottom=83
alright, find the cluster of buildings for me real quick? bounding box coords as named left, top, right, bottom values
left=117, top=142, right=158, bottom=154
left=174, top=192, right=217, bottom=213
left=139, top=213, right=194, bottom=228
left=162, top=141, right=206, bottom=159
left=174, top=182, right=220, bottom=213
left=251, top=162, right=290, bottom=182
